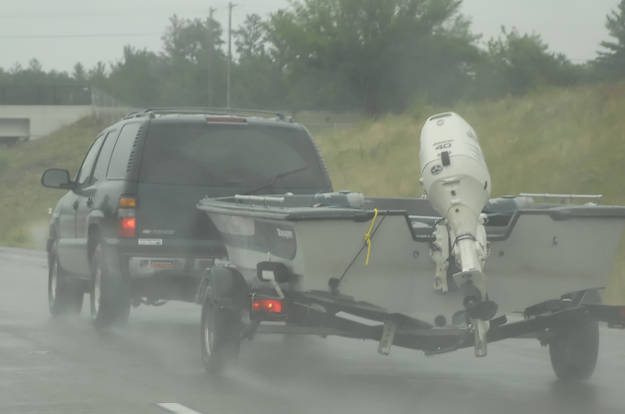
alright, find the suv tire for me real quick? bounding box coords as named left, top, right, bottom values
left=48, top=241, right=83, bottom=316
left=90, top=243, right=131, bottom=329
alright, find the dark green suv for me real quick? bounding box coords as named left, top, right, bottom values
left=41, top=109, right=333, bottom=328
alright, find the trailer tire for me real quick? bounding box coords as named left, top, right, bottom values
left=48, top=241, right=83, bottom=316
left=549, top=318, right=599, bottom=381
left=200, top=296, right=241, bottom=374
left=90, top=243, right=131, bottom=329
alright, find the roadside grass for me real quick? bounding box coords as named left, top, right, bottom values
left=0, top=117, right=108, bottom=248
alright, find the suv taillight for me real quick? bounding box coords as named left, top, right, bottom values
left=118, top=196, right=136, bottom=238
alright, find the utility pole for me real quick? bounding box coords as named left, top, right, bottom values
left=208, top=7, right=216, bottom=107
left=227, top=1, right=236, bottom=109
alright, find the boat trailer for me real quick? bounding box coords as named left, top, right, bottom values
left=243, top=288, right=625, bottom=356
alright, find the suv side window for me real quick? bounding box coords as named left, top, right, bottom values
left=76, top=134, right=105, bottom=185
left=92, top=129, right=119, bottom=183
left=107, top=122, right=140, bottom=179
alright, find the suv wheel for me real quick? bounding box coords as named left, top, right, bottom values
left=201, top=297, right=241, bottom=373
left=90, top=243, right=131, bottom=329
left=48, top=241, right=83, bottom=316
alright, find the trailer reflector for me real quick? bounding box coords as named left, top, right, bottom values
left=252, top=298, right=284, bottom=314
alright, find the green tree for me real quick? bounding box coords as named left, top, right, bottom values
left=0, top=60, right=89, bottom=104
left=162, top=15, right=224, bottom=64
left=88, top=62, right=108, bottom=85
left=100, top=15, right=227, bottom=106
left=27, top=58, right=43, bottom=73
left=72, top=63, right=87, bottom=83
left=161, top=15, right=227, bottom=106
left=106, top=46, right=165, bottom=105
left=471, top=27, right=578, bottom=98
left=264, top=0, right=478, bottom=113
left=235, top=14, right=267, bottom=59
left=596, top=0, right=625, bottom=78
left=232, top=14, right=287, bottom=108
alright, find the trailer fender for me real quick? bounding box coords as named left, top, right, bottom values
left=199, top=266, right=249, bottom=309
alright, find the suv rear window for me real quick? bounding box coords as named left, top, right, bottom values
left=139, top=122, right=328, bottom=192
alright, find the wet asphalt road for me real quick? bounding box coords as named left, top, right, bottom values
left=1, top=247, right=624, bottom=414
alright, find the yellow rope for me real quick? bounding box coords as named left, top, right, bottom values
left=364, top=208, right=379, bottom=266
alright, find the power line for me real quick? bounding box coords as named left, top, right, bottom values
left=0, top=33, right=161, bottom=39
left=0, top=9, right=216, bottom=19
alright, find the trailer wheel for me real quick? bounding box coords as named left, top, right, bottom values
left=48, top=241, right=83, bottom=316
left=201, top=297, right=241, bottom=374
left=549, top=318, right=599, bottom=381
left=90, top=243, right=130, bottom=329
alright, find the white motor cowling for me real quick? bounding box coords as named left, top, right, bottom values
left=419, top=112, right=490, bottom=280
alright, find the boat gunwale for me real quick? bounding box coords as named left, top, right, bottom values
left=197, top=197, right=625, bottom=243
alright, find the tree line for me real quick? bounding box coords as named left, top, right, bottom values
left=1, top=0, right=625, bottom=114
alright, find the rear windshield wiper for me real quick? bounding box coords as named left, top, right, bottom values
left=244, top=165, right=308, bottom=195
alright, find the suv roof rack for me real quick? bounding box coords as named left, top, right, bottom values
left=122, top=107, right=293, bottom=122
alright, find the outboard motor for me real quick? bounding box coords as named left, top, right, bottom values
left=419, top=112, right=496, bottom=357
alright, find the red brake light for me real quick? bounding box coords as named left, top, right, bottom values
left=118, top=217, right=136, bottom=238
left=252, top=298, right=284, bottom=314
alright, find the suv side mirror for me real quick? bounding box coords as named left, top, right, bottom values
left=41, top=168, right=74, bottom=190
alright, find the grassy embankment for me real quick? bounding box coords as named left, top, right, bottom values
left=1, top=82, right=624, bottom=300
left=0, top=117, right=108, bottom=248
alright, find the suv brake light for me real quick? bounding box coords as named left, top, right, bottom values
left=118, top=196, right=137, bottom=238
left=118, top=217, right=136, bottom=238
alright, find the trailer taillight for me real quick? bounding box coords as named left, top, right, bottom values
left=118, top=196, right=137, bottom=238
left=252, top=298, right=284, bottom=314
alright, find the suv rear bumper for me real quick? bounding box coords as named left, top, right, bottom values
left=128, top=256, right=213, bottom=278
left=104, top=237, right=226, bottom=280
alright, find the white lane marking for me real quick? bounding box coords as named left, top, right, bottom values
left=157, top=402, right=205, bottom=414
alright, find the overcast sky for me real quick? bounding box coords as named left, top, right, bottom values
left=0, top=0, right=620, bottom=72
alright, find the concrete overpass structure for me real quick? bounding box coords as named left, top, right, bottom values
left=0, top=105, right=94, bottom=145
